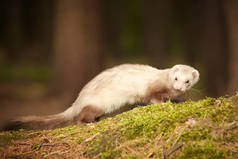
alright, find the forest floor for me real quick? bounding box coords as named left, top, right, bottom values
left=0, top=81, right=72, bottom=129
left=1, top=94, right=238, bottom=159
left=0, top=64, right=67, bottom=127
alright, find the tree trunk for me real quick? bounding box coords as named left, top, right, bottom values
left=177, top=0, right=202, bottom=64
left=51, top=0, right=103, bottom=102
left=21, top=0, right=54, bottom=64
left=103, top=0, right=125, bottom=60
left=143, top=0, right=172, bottom=67
left=226, top=0, right=238, bottom=95
left=3, top=1, right=23, bottom=62
left=200, top=0, right=228, bottom=97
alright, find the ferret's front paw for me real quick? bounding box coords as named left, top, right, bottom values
left=150, top=99, right=164, bottom=105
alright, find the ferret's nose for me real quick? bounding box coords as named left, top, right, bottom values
left=175, top=86, right=182, bottom=91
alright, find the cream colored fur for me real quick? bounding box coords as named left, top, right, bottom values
left=63, top=64, right=199, bottom=119
left=3, top=64, right=199, bottom=130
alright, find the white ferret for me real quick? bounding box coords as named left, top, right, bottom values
left=3, top=64, right=199, bottom=130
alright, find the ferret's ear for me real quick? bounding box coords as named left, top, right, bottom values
left=172, top=65, right=179, bottom=73
left=192, top=70, right=199, bottom=80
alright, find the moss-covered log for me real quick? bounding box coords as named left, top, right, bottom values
left=1, top=94, right=238, bottom=158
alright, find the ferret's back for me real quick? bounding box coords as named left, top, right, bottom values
left=76, top=64, right=160, bottom=107
left=87, top=64, right=160, bottom=91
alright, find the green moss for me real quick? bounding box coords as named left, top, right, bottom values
left=99, top=149, right=121, bottom=159
left=31, top=143, right=41, bottom=150
left=0, top=130, right=28, bottom=147
left=182, top=126, right=212, bottom=141
left=1, top=95, right=238, bottom=158
left=81, top=96, right=238, bottom=158
left=177, top=142, right=226, bottom=159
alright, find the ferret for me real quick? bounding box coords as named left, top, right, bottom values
left=2, top=64, right=199, bottom=130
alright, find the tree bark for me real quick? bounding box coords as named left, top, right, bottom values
left=143, top=0, right=172, bottom=67
left=226, top=0, right=238, bottom=95
left=21, top=0, right=54, bottom=64
left=51, top=0, right=103, bottom=102
left=103, top=0, right=125, bottom=60
left=3, top=1, right=23, bottom=62
left=200, top=0, right=228, bottom=97
left=178, top=0, right=202, bottom=64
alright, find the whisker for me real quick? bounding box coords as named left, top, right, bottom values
left=190, top=88, right=207, bottom=94
left=183, top=88, right=205, bottom=98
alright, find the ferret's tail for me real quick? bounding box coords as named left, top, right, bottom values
left=1, top=113, right=74, bottom=131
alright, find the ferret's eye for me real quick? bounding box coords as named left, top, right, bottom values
left=175, top=77, right=178, bottom=81
left=185, top=80, right=189, bottom=84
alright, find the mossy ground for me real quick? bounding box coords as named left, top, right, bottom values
left=1, top=95, right=238, bottom=159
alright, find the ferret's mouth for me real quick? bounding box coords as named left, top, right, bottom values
left=174, top=88, right=186, bottom=92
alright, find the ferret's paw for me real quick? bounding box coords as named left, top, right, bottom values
left=150, top=99, right=164, bottom=105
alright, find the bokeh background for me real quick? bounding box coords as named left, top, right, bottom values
left=0, top=0, right=238, bottom=124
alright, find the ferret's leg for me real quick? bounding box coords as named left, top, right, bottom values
left=77, top=105, right=104, bottom=123
left=150, top=94, right=168, bottom=104
left=150, top=98, right=164, bottom=104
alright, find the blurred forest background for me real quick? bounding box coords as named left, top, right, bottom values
left=0, top=0, right=238, bottom=124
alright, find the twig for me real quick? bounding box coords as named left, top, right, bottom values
left=27, top=132, right=41, bottom=137
left=43, top=150, right=62, bottom=158
left=155, top=133, right=162, bottom=142
left=166, top=142, right=184, bottom=157
left=56, top=142, right=70, bottom=147
left=224, top=121, right=237, bottom=131
left=162, top=126, right=186, bottom=159
left=84, top=132, right=100, bottom=142
left=171, top=126, right=186, bottom=148
left=44, top=148, right=72, bottom=158
left=147, top=152, right=154, bottom=158
left=125, top=146, right=137, bottom=153
left=147, top=134, right=163, bottom=158
left=41, top=143, right=55, bottom=146
left=15, top=142, right=31, bottom=146
left=161, top=146, right=166, bottom=159
left=125, top=146, right=143, bottom=157
left=14, top=141, right=70, bottom=148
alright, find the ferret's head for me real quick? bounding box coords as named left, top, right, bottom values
left=170, top=64, right=199, bottom=92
